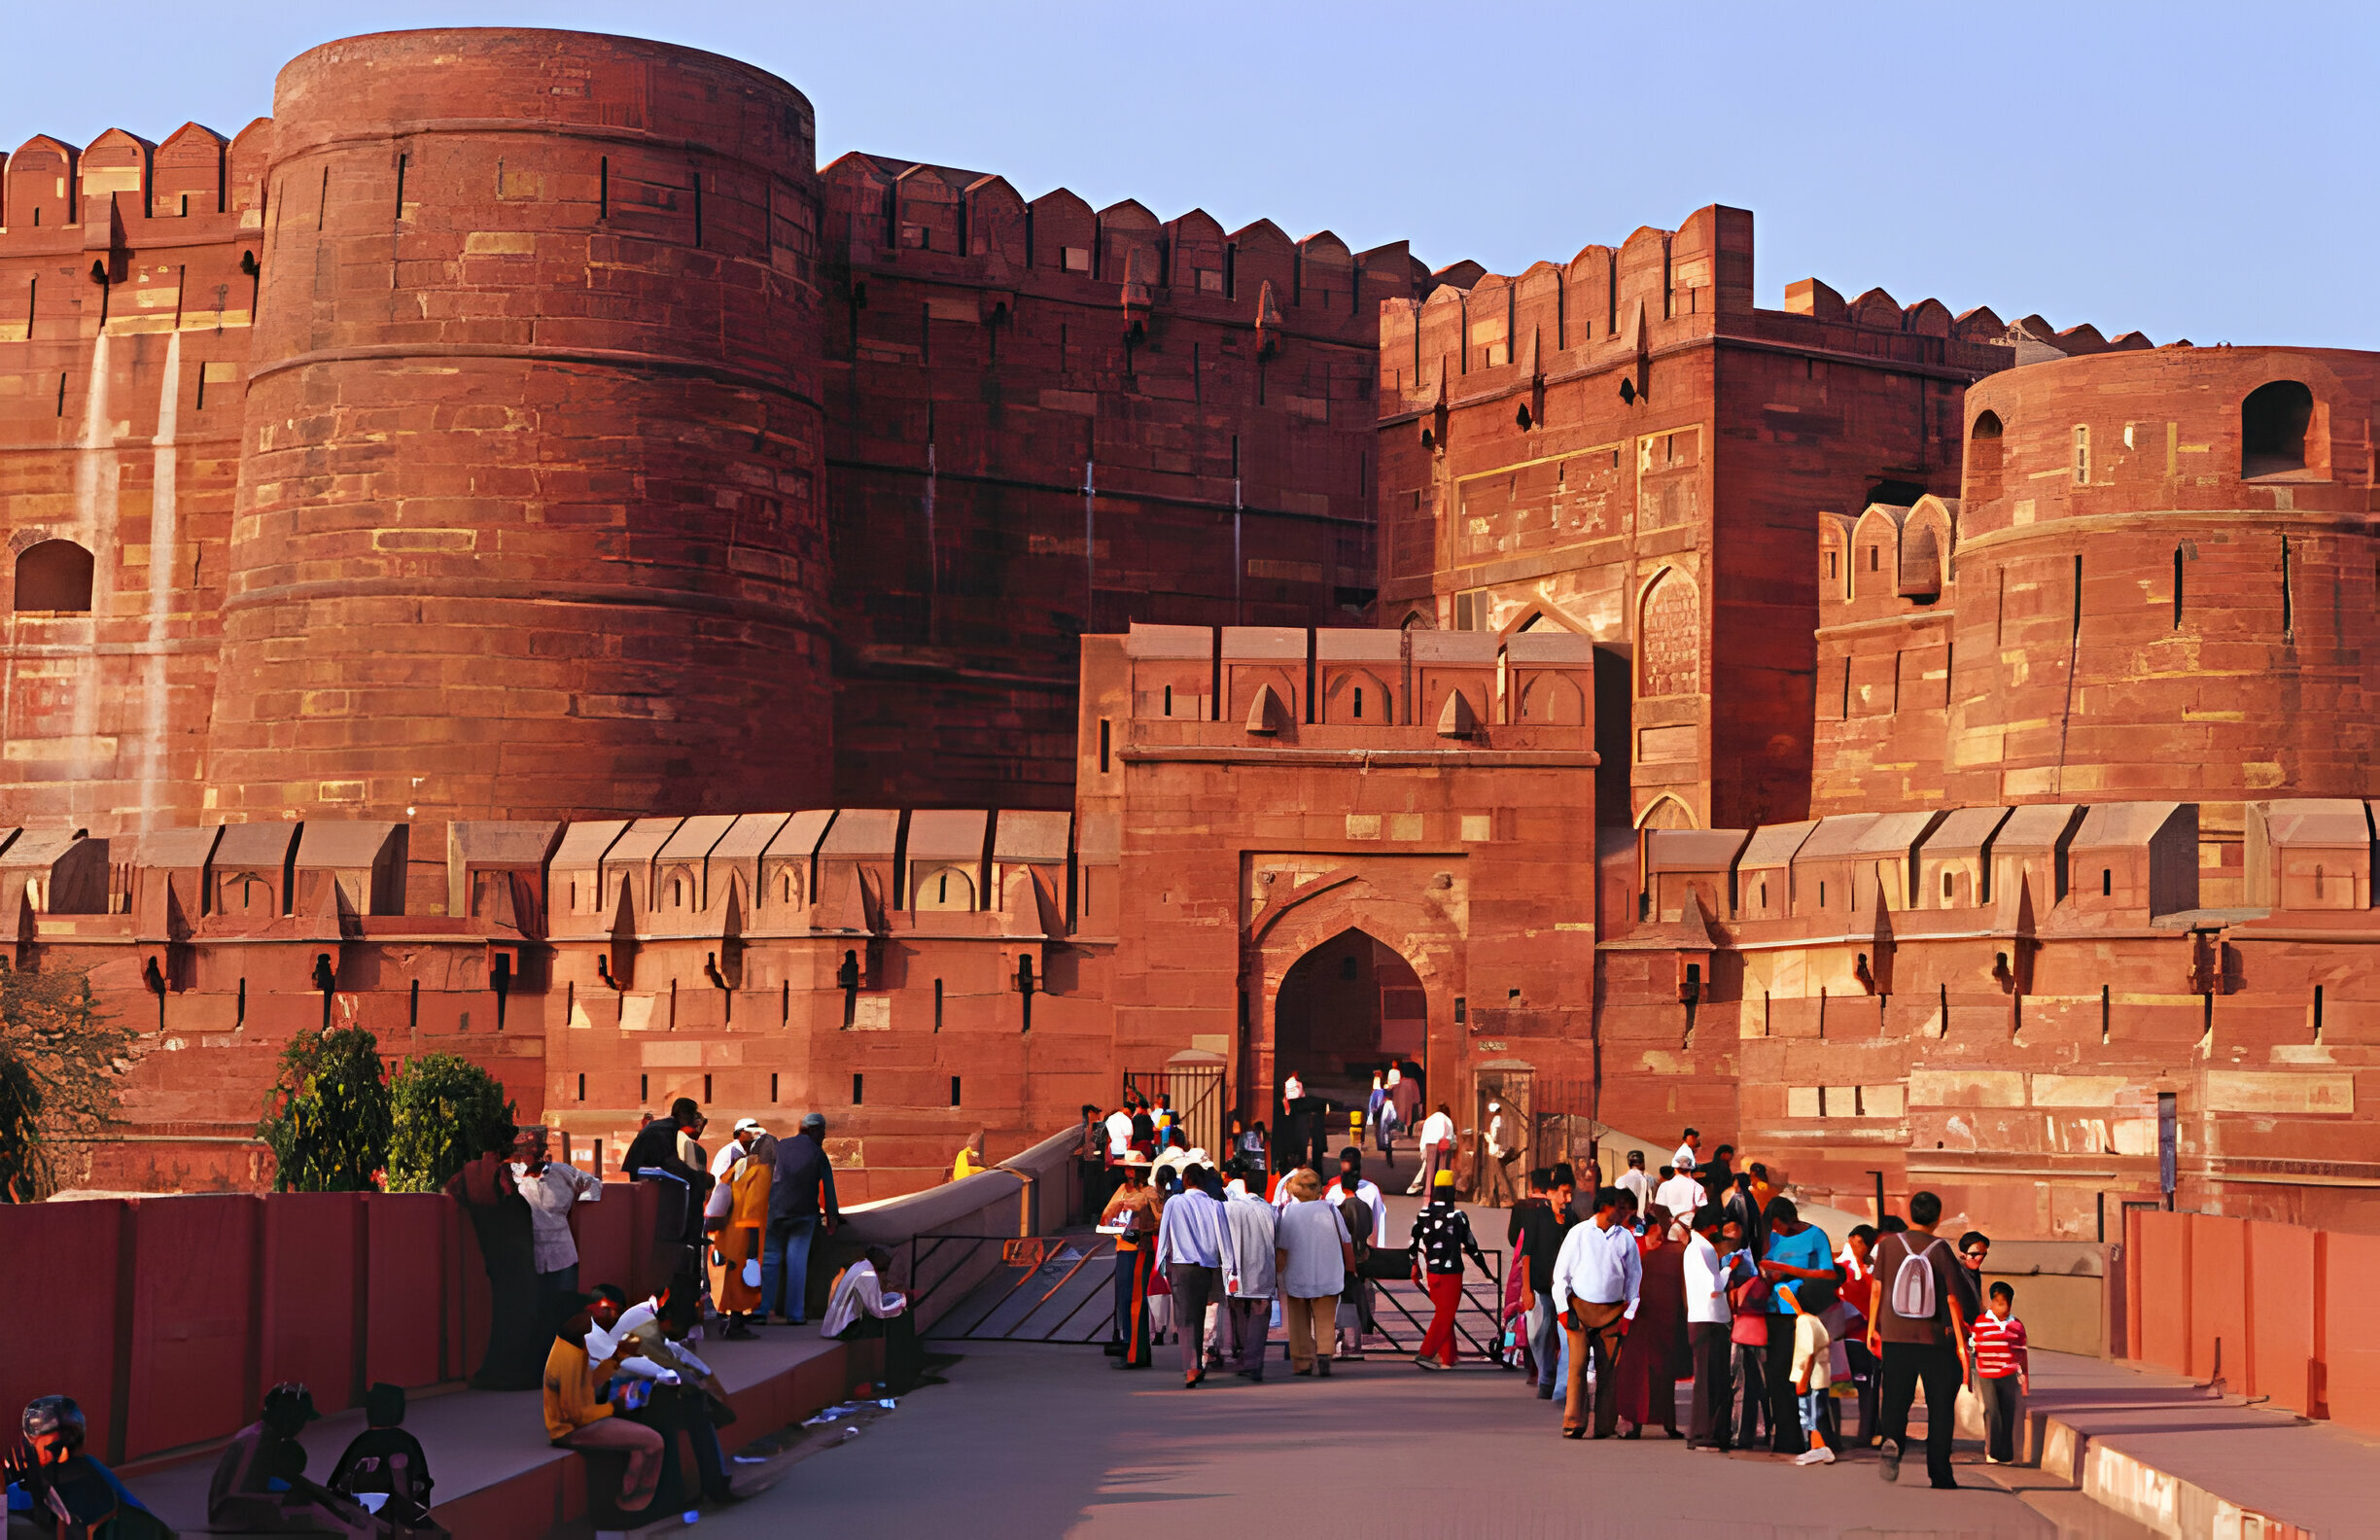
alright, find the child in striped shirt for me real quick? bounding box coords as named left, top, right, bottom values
left=1968, top=1281, right=2030, bottom=1464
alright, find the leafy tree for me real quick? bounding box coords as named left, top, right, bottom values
left=257, top=1026, right=392, bottom=1192
left=0, top=964, right=135, bottom=1201
left=387, top=1052, right=514, bottom=1193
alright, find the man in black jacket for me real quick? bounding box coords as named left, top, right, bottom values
left=767, top=1112, right=841, bottom=1324
left=622, top=1098, right=711, bottom=1303
left=1510, top=1167, right=1576, bottom=1399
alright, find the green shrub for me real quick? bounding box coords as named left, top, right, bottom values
left=387, top=1052, right=514, bottom=1193
left=0, top=965, right=134, bottom=1201
left=257, top=1026, right=393, bottom=1192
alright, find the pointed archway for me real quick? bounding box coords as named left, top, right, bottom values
left=1271, top=927, right=1427, bottom=1116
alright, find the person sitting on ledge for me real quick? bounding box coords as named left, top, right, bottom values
left=543, top=1289, right=667, bottom=1518
left=822, top=1244, right=924, bottom=1394
left=329, top=1382, right=441, bottom=1532
left=211, top=1382, right=404, bottom=1537
left=594, top=1288, right=739, bottom=1508
left=4, top=1395, right=170, bottom=1539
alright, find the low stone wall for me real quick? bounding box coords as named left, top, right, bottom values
left=822, top=1125, right=1086, bottom=1329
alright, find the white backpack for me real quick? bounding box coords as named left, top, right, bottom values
left=1889, top=1237, right=1949, bottom=1320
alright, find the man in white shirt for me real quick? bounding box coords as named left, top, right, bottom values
left=1616, top=1148, right=1654, bottom=1212
left=1682, top=1205, right=1745, bottom=1450
left=1655, top=1165, right=1706, bottom=1239
left=514, top=1131, right=603, bottom=1335
left=1673, top=1127, right=1702, bottom=1173
left=1334, top=1148, right=1388, bottom=1245
left=709, top=1118, right=762, bottom=1180
left=1104, top=1102, right=1136, bottom=1158
left=1406, top=1103, right=1456, bottom=1195
left=1550, top=1186, right=1641, bottom=1439
left=819, top=1244, right=924, bottom=1392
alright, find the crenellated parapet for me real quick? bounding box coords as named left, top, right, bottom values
left=815, top=152, right=1426, bottom=811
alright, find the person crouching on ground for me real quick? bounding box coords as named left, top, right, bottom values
left=211, top=1382, right=406, bottom=1537
left=823, top=1245, right=925, bottom=1396
left=329, top=1382, right=442, bottom=1530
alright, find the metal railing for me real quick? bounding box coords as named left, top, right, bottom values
left=911, top=1231, right=1119, bottom=1343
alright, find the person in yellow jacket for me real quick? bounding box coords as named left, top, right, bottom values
left=952, top=1130, right=990, bottom=1181
left=711, top=1133, right=775, bottom=1338
left=542, top=1286, right=665, bottom=1514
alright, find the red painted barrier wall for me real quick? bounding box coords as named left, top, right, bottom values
left=2247, top=1219, right=2316, bottom=1415
left=2323, top=1231, right=2380, bottom=1431
left=2187, top=1213, right=2247, bottom=1384
left=126, top=1196, right=261, bottom=1460
left=1, top=1186, right=635, bottom=1469
left=2130, top=1210, right=2189, bottom=1374
left=2125, top=1208, right=2380, bottom=1434
left=366, top=1196, right=453, bottom=1389
left=0, top=1201, right=129, bottom=1461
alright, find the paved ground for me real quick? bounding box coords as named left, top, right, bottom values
left=714, top=1339, right=2058, bottom=1540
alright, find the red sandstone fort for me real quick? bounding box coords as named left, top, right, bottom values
left=0, top=28, right=2373, bottom=1236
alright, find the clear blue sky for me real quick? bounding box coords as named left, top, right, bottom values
left=11, top=2, right=2374, bottom=350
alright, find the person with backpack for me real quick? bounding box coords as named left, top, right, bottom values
left=1867, top=1190, right=1980, bottom=1489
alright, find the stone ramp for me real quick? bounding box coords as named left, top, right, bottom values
left=1968, top=1348, right=2380, bottom=1539
left=121, top=1327, right=867, bottom=1539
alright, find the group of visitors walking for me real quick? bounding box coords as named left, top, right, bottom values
left=1486, top=1131, right=2027, bottom=1490
left=1102, top=1138, right=1389, bottom=1387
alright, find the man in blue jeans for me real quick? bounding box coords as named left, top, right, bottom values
left=765, top=1111, right=840, bottom=1324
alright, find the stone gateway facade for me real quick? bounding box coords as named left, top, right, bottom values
left=3, top=28, right=2377, bottom=1234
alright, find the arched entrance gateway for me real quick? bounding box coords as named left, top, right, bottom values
left=1241, top=864, right=1468, bottom=1170
left=1272, top=928, right=1428, bottom=1116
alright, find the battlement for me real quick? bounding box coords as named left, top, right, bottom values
left=822, top=153, right=1421, bottom=346
left=1094, top=621, right=1595, bottom=747
left=1607, top=794, right=2380, bottom=943
left=1377, top=202, right=2144, bottom=412
left=0, top=120, right=270, bottom=237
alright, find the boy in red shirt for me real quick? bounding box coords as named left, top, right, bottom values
left=1967, top=1280, right=2030, bottom=1464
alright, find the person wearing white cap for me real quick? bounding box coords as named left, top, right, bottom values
left=709, top=1118, right=763, bottom=1181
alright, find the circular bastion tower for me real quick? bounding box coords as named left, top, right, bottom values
left=206, top=29, right=829, bottom=852
left=1945, top=344, right=2380, bottom=880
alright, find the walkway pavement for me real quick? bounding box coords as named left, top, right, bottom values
left=1991, top=1348, right=2380, bottom=1539
left=714, top=1339, right=2055, bottom=1540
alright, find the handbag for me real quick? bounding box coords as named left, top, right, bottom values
left=1729, top=1275, right=1771, bottom=1346
left=1357, top=1244, right=1412, bottom=1281
left=1146, top=1267, right=1172, bottom=1298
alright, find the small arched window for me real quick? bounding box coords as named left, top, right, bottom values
left=1967, top=411, right=2005, bottom=504
left=14, top=540, right=93, bottom=612
left=2242, top=380, right=2314, bottom=478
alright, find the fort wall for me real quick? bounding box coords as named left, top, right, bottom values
left=1368, top=206, right=2110, bottom=830
left=819, top=155, right=1416, bottom=809
left=0, top=120, right=269, bottom=834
